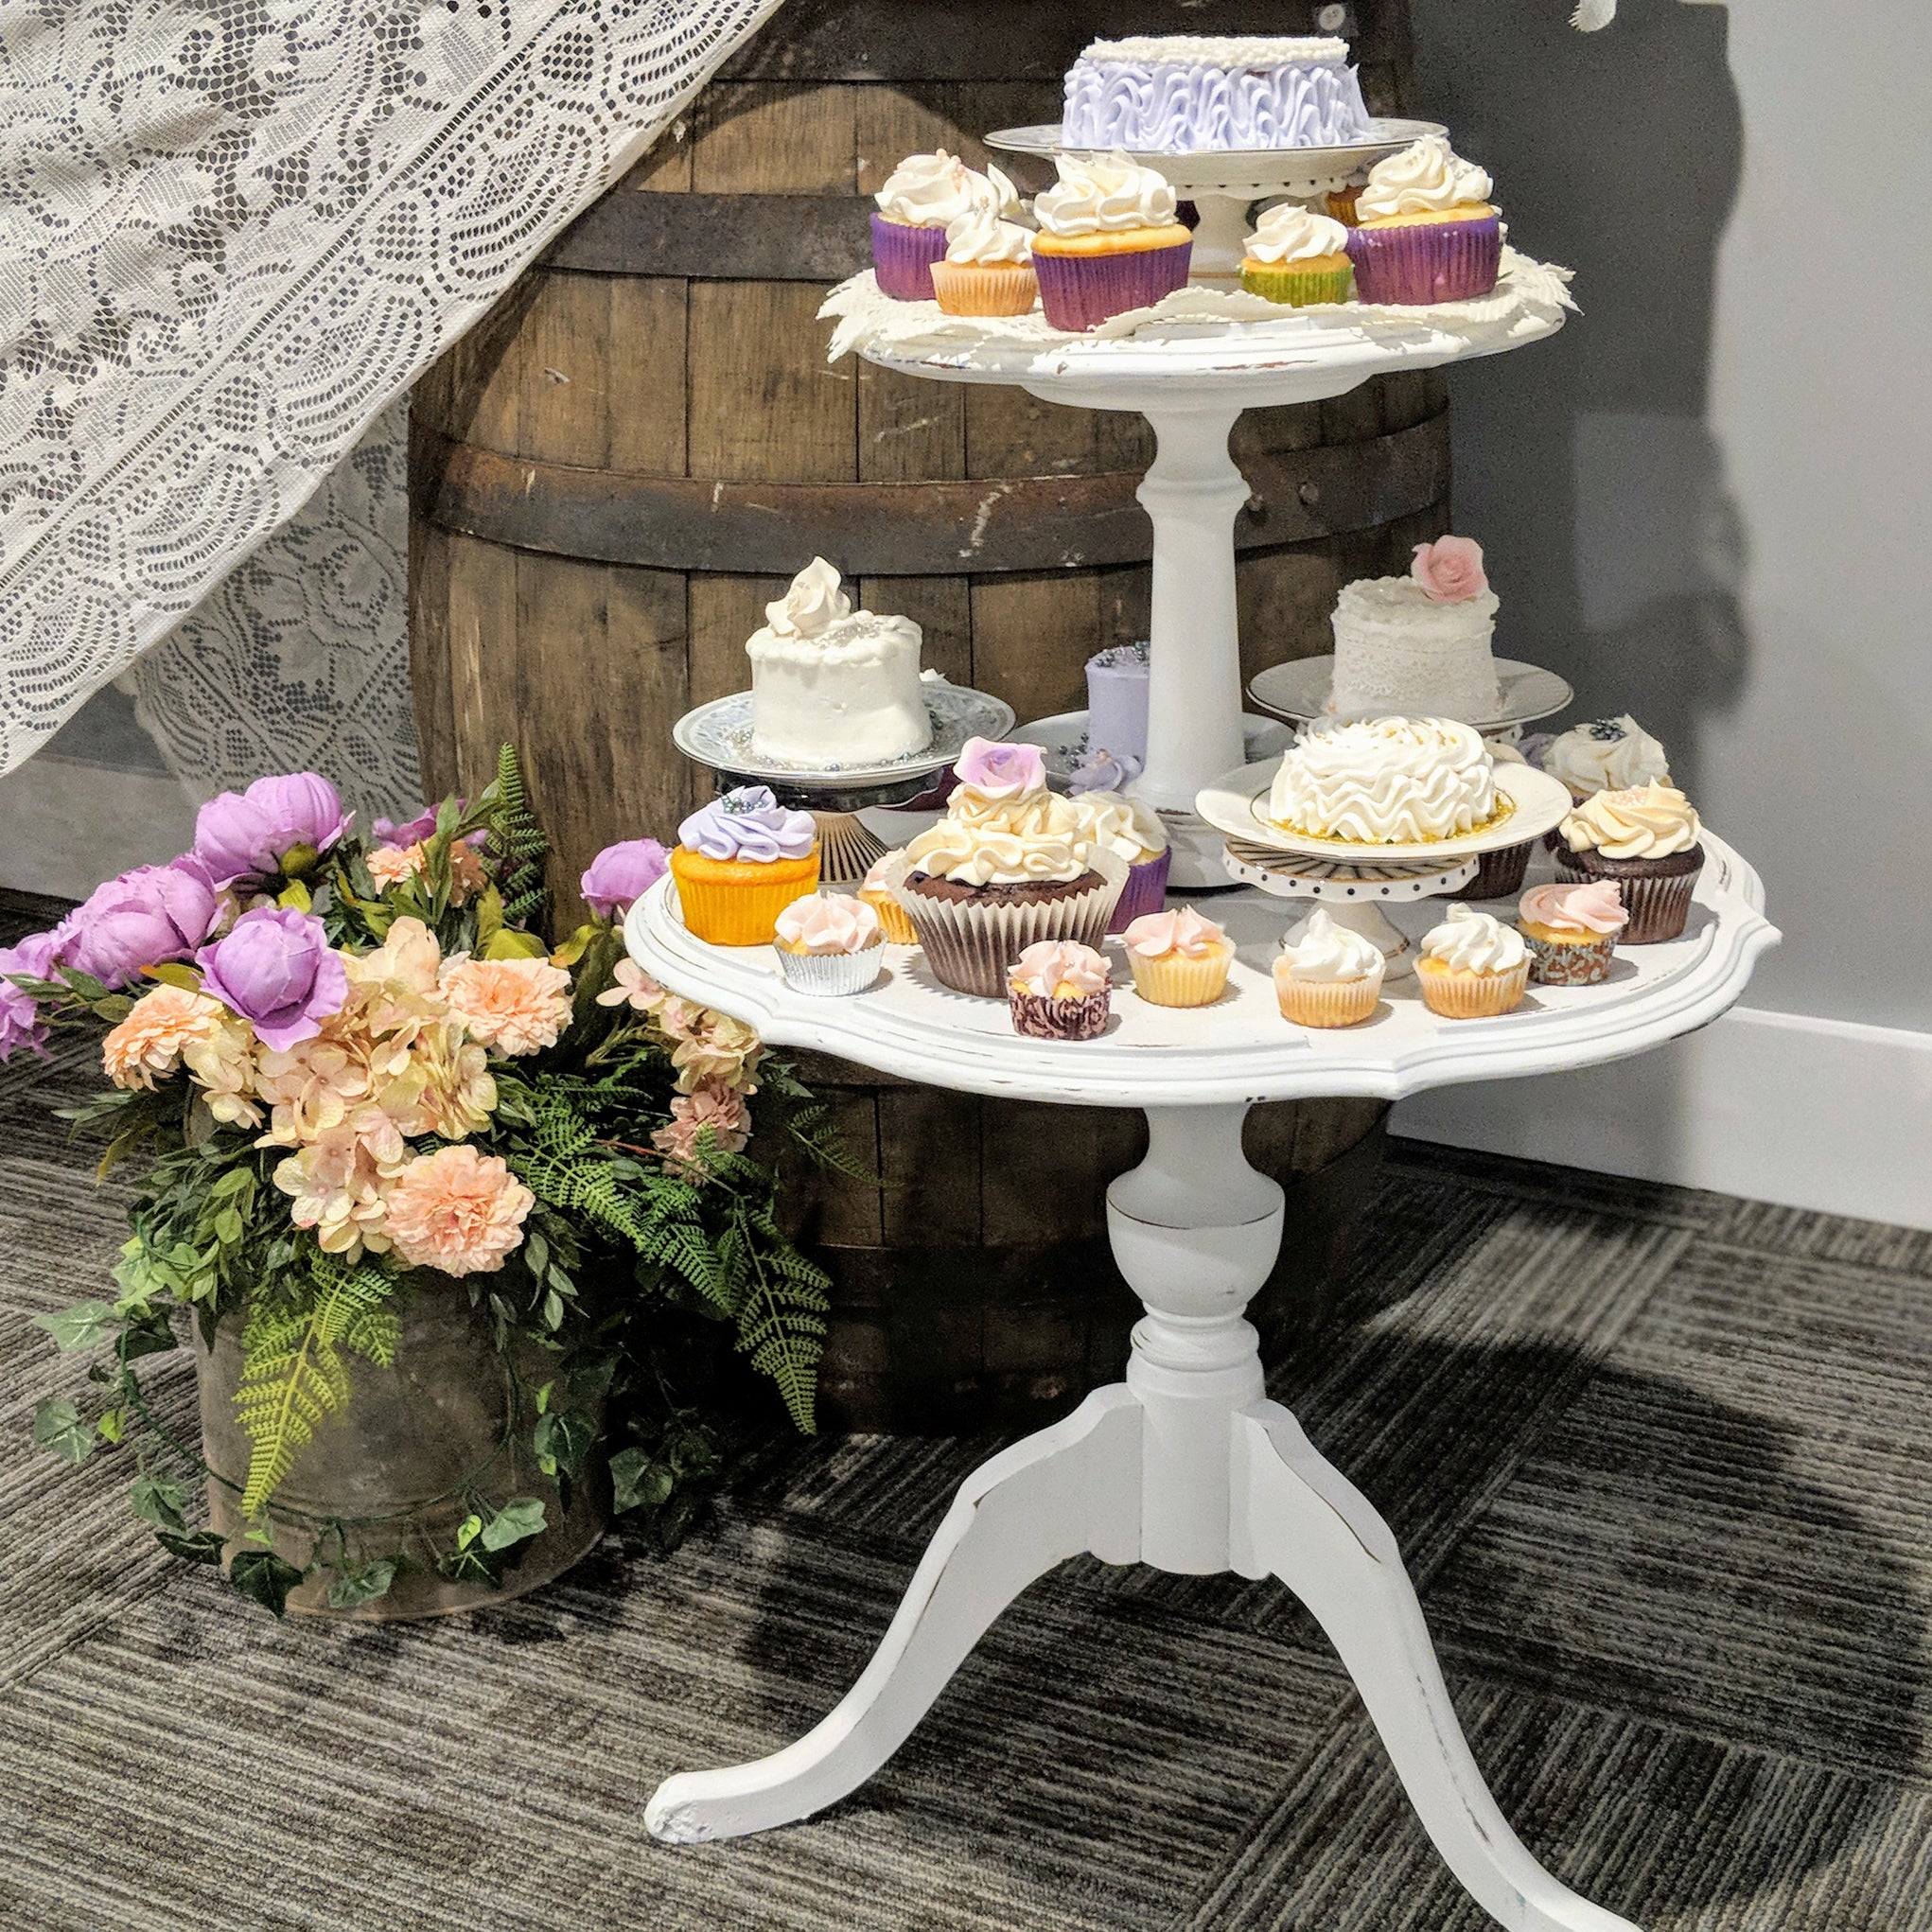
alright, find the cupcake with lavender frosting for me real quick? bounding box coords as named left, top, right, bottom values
left=1346, top=135, right=1501, bottom=305
left=871, top=150, right=1018, bottom=300
left=1008, top=940, right=1113, bottom=1041
left=670, top=786, right=819, bottom=946
left=1029, top=151, right=1192, bottom=331
left=1518, top=880, right=1626, bottom=986
left=774, top=893, right=884, bottom=995
left=1240, top=202, right=1354, bottom=307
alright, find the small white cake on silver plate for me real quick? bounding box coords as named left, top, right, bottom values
left=1269, top=715, right=1500, bottom=844
left=746, top=559, right=932, bottom=766
left=1327, top=535, right=1502, bottom=724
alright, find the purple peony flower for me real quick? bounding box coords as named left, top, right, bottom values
left=194, top=772, right=349, bottom=887
left=196, top=906, right=347, bottom=1051
left=580, top=839, right=669, bottom=920
left=0, top=930, right=63, bottom=1063
left=63, top=864, right=221, bottom=990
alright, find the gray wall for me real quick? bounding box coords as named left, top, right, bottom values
left=1413, top=0, right=1931, bottom=1030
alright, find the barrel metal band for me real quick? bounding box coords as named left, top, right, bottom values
left=545, top=193, right=874, bottom=282
left=413, top=412, right=1449, bottom=576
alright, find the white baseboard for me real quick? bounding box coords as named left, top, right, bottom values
left=1393, top=1005, right=1932, bottom=1233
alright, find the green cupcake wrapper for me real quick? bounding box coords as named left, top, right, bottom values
left=1239, top=260, right=1354, bottom=307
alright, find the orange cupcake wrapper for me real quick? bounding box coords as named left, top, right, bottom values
left=1415, top=957, right=1530, bottom=1019
left=1273, top=972, right=1382, bottom=1028
left=671, top=848, right=820, bottom=946
left=1127, top=944, right=1234, bottom=1009
left=859, top=887, right=919, bottom=945
left=930, top=260, right=1039, bottom=317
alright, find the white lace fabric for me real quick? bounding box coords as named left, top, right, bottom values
left=0, top=0, right=783, bottom=799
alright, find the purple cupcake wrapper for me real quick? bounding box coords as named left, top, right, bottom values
left=871, top=214, right=950, bottom=301
left=1550, top=847, right=1703, bottom=944
left=1009, top=987, right=1112, bottom=1041
left=1346, top=217, right=1501, bottom=306
left=1034, top=239, right=1192, bottom=332
left=1446, top=839, right=1532, bottom=902
left=1106, top=849, right=1171, bottom=933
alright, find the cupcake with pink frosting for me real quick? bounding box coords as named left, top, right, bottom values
left=857, top=853, right=917, bottom=944
left=1008, top=940, right=1112, bottom=1041
left=1518, top=879, right=1626, bottom=986
left=774, top=893, right=885, bottom=996
left=1121, top=906, right=1235, bottom=1008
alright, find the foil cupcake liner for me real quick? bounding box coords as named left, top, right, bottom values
left=1346, top=216, right=1502, bottom=306
left=871, top=214, right=949, bottom=301
left=1520, top=927, right=1618, bottom=987
left=1033, top=239, right=1192, bottom=332
left=1009, top=986, right=1112, bottom=1041
left=1415, top=957, right=1530, bottom=1019
left=1551, top=847, right=1703, bottom=944
left=776, top=941, right=884, bottom=997
left=1106, top=849, right=1171, bottom=934
left=886, top=849, right=1127, bottom=999
left=1446, top=838, right=1533, bottom=902
left=930, top=259, right=1039, bottom=317
left=1238, top=258, right=1354, bottom=307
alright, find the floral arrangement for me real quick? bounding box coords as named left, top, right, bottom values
left=9, top=746, right=834, bottom=1614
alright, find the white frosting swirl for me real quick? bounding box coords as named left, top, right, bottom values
left=763, top=557, right=851, bottom=640
left=1069, top=791, right=1168, bottom=862
left=1275, top=908, right=1383, bottom=983
left=1034, top=151, right=1178, bottom=237
left=1269, top=717, right=1499, bottom=844
left=944, top=209, right=1034, bottom=265
left=1542, top=715, right=1671, bottom=798
left=1356, top=135, right=1494, bottom=220
left=1560, top=782, right=1701, bottom=860
left=1420, top=905, right=1526, bottom=974
left=874, top=151, right=1019, bottom=228
left=1244, top=202, right=1350, bottom=265
left=905, top=779, right=1091, bottom=886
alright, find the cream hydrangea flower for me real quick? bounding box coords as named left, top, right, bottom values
left=651, top=1080, right=751, bottom=1178
left=180, top=1010, right=263, bottom=1128
left=102, top=985, right=227, bottom=1090
left=659, top=1000, right=764, bottom=1096
left=439, top=956, right=574, bottom=1058
left=272, top=1123, right=406, bottom=1259
left=596, top=958, right=667, bottom=1014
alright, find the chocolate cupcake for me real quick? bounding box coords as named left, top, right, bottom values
left=1552, top=782, right=1704, bottom=943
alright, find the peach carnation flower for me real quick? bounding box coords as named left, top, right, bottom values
left=440, top=956, right=574, bottom=1058
left=383, top=1145, right=534, bottom=1274
left=103, top=985, right=226, bottom=1090
left=366, top=842, right=487, bottom=904
left=273, top=1124, right=406, bottom=1259
left=651, top=1080, right=751, bottom=1179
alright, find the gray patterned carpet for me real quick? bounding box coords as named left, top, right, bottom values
left=3, top=896, right=1928, bottom=1929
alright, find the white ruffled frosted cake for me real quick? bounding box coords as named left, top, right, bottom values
left=1062, top=36, right=1373, bottom=154
left=1268, top=716, right=1501, bottom=844
left=746, top=559, right=930, bottom=765
left=1326, top=536, right=1502, bottom=723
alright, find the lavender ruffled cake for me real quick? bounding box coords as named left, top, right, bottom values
left=1062, top=37, right=1373, bottom=154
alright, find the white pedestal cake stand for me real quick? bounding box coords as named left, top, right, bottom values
left=627, top=838, right=1778, bottom=1931
left=858, top=308, right=1564, bottom=887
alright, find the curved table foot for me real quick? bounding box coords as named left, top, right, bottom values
left=646, top=1385, right=1143, bottom=1844
left=1232, top=1403, right=1644, bottom=1932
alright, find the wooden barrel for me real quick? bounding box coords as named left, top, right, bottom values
left=410, top=0, right=1443, bottom=1430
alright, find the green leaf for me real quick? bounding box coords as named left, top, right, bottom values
left=58, top=967, right=112, bottom=1003
left=119, top=1308, right=179, bottom=1361
left=456, top=1512, right=483, bottom=1551
left=142, top=962, right=202, bottom=992
left=524, top=1228, right=550, bottom=1279
left=130, top=1473, right=188, bottom=1533
left=610, top=1449, right=674, bottom=1514
left=213, top=1207, right=244, bottom=1246
left=96, top=1407, right=125, bottom=1445
left=276, top=878, right=313, bottom=912
left=229, top=1548, right=307, bottom=1618
left=325, top=1558, right=398, bottom=1609
left=532, top=1409, right=595, bottom=1482
left=542, top=1288, right=564, bottom=1331
left=156, top=1527, right=226, bottom=1566
left=32, top=1397, right=96, bottom=1464
left=93, top=994, right=134, bottom=1023
left=479, top=1496, right=547, bottom=1552
left=482, top=927, right=548, bottom=961
left=32, top=1300, right=116, bottom=1350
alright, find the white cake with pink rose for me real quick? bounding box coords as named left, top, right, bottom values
left=1326, top=536, right=1502, bottom=724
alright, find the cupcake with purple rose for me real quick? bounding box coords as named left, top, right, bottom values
left=1553, top=782, right=1704, bottom=943
left=1346, top=135, right=1501, bottom=306
left=1030, top=152, right=1192, bottom=332
left=1518, top=880, right=1627, bottom=986
left=1068, top=789, right=1169, bottom=931
left=580, top=838, right=670, bottom=921
left=1008, top=940, right=1112, bottom=1041
left=196, top=905, right=348, bottom=1050
left=773, top=894, right=885, bottom=996
left=871, top=150, right=1017, bottom=300
left=193, top=772, right=350, bottom=887
left=670, top=787, right=820, bottom=947
left=889, top=737, right=1124, bottom=997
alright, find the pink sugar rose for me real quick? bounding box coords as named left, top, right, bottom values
left=954, top=736, right=1044, bottom=799
left=1411, top=536, right=1487, bottom=605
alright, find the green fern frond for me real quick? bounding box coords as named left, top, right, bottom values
left=483, top=744, right=550, bottom=928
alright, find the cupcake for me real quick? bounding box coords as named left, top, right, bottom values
left=1121, top=906, right=1234, bottom=1009
left=1273, top=909, right=1385, bottom=1027
left=858, top=853, right=918, bottom=944
left=1008, top=940, right=1112, bottom=1042
left=1029, top=151, right=1192, bottom=332
left=1414, top=905, right=1530, bottom=1018
left=893, top=737, right=1124, bottom=996
left=670, top=786, right=819, bottom=946
left=1518, top=880, right=1627, bottom=987
left=871, top=150, right=1016, bottom=300
left=930, top=207, right=1038, bottom=316
left=1068, top=790, right=1169, bottom=932
left=1447, top=739, right=1533, bottom=901
left=1553, top=782, right=1703, bottom=942
left=1239, top=202, right=1354, bottom=307
left=1326, top=183, right=1363, bottom=227
left=1346, top=135, right=1502, bottom=306
left=1539, top=714, right=1671, bottom=803
left=773, top=893, right=884, bottom=996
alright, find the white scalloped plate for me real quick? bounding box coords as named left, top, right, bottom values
left=1247, top=657, right=1575, bottom=731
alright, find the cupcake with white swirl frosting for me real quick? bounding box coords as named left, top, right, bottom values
left=1553, top=782, right=1704, bottom=942
left=930, top=207, right=1038, bottom=317
left=1240, top=202, right=1353, bottom=307
left=1414, top=905, right=1530, bottom=1018
left=1273, top=909, right=1385, bottom=1027
left=1347, top=134, right=1501, bottom=305
left=1029, top=151, right=1193, bottom=330
left=871, top=150, right=1018, bottom=300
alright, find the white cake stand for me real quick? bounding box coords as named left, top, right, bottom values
left=857, top=307, right=1566, bottom=887
left=628, top=835, right=1778, bottom=1932
left=1250, top=655, right=1576, bottom=732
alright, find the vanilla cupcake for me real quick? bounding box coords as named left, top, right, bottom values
left=773, top=893, right=885, bottom=995
left=1068, top=791, right=1169, bottom=932
left=1347, top=135, right=1501, bottom=305
left=930, top=207, right=1038, bottom=316
left=1539, top=715, right=1671, bottom=802
left=1554, top=782, right=1703, bottom=942
left=1029, top=151, right=1192, bottom=331
left=1273, top=909, right=1384, bottom=1027
left=871, top=150, right=1017, bottom=300
left=1240, top=202, right=1353, bottom=307
left=1518, top=880, right=1627, bottom=986
left=1414, top=905, right=1529, bottom=1018
left=1008, top=940, right=1112, bottom=1041
left=858, top=853, right=918, bottom=944
left=1121, top=906, right=1234, bottom=1008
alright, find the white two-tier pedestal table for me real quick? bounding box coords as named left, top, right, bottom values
left=627, top=837, right=1778, bottom=1931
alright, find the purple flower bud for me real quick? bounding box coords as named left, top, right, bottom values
left=194, top=772, right=349, bottom=887
left=0, top=930, right=62, bottom=1063
left=374, top=802, right=442, bottom=847
left=579, top=838, right=669, bottom=920
left=195, top=906, right=347, bottom=1051
left=64, top=864, right=222, bottom=991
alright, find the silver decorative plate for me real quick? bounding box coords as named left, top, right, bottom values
left=1246, top=657, right=1575, bottom=732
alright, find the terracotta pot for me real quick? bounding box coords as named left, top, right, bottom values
left=194, top=1273, right=607, bottom=1620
